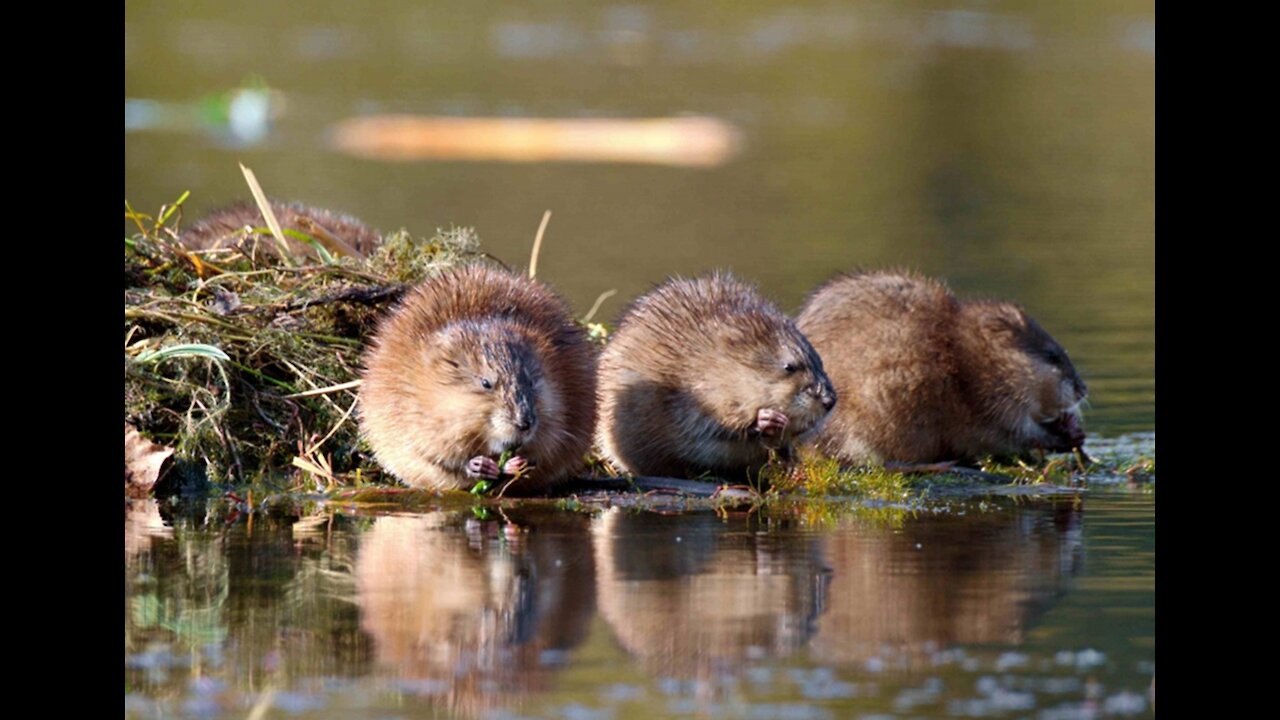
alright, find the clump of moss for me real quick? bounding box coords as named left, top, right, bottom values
left=978, top=455, right=1083, bottom=485
left=124, top=193, right=490, bottom=486
left=761, top=452, right=914, bottom=502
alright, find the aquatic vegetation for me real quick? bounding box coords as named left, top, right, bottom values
left=124, top=191, right=487, bottom=485
left=761, top=452, right=914, bottom=502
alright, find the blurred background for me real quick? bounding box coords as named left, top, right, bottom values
left=124, top=1, right=1154, bottom=435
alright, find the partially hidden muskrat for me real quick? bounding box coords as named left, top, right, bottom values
left=179, top=199, right=382, bottom=258
left=796, top=270, right=1087, bottom=465
left=596, top=272, right=836, bottom=480
left=359, top=264, right=597, bottom=494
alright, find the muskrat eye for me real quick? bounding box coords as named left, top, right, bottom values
left=480, top=378, right=493, bottom=390
left=783, top=362, right=800, bottom=375
left=1043, top=348, right=1067, bottom=366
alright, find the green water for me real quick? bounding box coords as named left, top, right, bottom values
left=125, top=0, right=1154, bottom=435
left=125, top=476, right=1154, bottom=719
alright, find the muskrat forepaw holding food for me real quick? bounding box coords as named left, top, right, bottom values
left=502, top=455, right=529, bottom=476
left=756, top=408, right=789, bottom=437
left=466, top=456, right=501, bottom=479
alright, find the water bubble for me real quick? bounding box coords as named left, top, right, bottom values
left=1040, top=677, right=1082, bottom=694
left=558, top=702, right=613, bottom=720
left=1103, top=691, right=1147, bottom=715
left=602, top=684, right=644, bottom=702
left=274, top=691, right=326, bottom=714
left=745, top=704, right=832, bottom=720
left=181, top=695, right=224, bottom=719
left=1075, top=649, right=1107, bottom=669
left=995, top=652, right=1029, bottom=671
left=539, top=649, right=570, bottom=666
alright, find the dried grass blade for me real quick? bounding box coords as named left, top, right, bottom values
left=239, top=163, right=293, bottom=265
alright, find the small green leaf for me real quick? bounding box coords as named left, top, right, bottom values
left=157, top=190, right=191, bottom=225
left=136, top=343, right=231, bottom=364
left=314, top=242, right=337, bottom=265
left=470, top=480, right=492, bottom=496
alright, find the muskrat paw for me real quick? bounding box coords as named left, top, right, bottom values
left=502, top=455, right=528, bottom=476
left=466, top=456, right=501, bottom=479
left=756, top=408, right=789, bottom=437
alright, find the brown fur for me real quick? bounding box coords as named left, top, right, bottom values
left=796, top=270, right=1087, bottom=464
left=596, top=272, right=835, bottom=479
left=179, top=199, right=382, bottom=257
left=359, top=265, right=597, bottom=494
left=356, top=510, right=595, bottom=715
left=592, top=509, right=825, bottom=682
left=810, top=501, right=1082, bottom=665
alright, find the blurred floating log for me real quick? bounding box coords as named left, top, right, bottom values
left=328, top=115, right=742, bottom=167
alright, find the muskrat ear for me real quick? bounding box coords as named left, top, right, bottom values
left=977, top=304, right=1027, bottom=339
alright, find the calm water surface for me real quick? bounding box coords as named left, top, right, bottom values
left=124, top=477, right=1154, bottom=719
left=125, top=0, right=1154, bottom=435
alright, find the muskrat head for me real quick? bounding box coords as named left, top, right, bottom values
left=708, top=319, right=837, bottom=440
left=971, top=303, right=1088, bottom=454
left=434, top=321, right=544, bottom=455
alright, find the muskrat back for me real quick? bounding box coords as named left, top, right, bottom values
left=180, top=199, right=382, bottom=258
left=797, top=270, right=1087, bottom=465
left=359, top=265, right=596, bottom=494
left=596, top=272, right=836, bottom=480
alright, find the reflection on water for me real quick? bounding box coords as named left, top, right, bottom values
left=593, top=511, right=827, bottom=683
left=810, top=501, right=1082, bottom=664
left=125, top=490, right=1152, bottom=718
left=125, top=0, right=1153, bottom=435
left=355, top=511, right=595, bottom=716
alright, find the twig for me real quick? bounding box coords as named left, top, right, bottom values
left=582, top=289, right=617, bottom=324
left=124, top=307, right=248, bottom=335
left=305, top=396, right=359, bottom=456
left=272, top=284, right=406, bottom=313
left=279, top=359, right=344, bottom=413
left=494, top=472, right=525, bottom=499
left=239, top=163, right=293, bottom=265
left=284, top=379, right=363, bottom=399
left=246, top=687, right=277, bottom=720
left=529, top=210, right=551, bottom=279
left=296, top=215, right=366, bottom=260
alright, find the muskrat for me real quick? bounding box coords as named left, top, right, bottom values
left=796, top=270, right=1087, bottom=465
left=596, top=272, right=836, bottom=480
left=359, top=264, right=597, bottom=494
left=179, top=199, right=382, bottom=258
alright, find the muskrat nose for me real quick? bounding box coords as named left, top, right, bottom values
left=515, top=411, right=536, bottom=433
left=808, top=382, right=837, bottom=411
